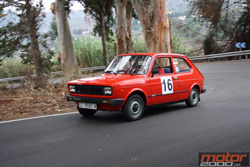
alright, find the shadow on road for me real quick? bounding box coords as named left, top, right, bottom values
left=75, top=103, right=188, bottom=124
left=143, top=103, right=188, bottom=117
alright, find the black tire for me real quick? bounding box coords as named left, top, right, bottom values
left=185, top=87, right=199, bottom=107
left=122, top=94, right=145, bottom=121
left=78, top=107, right=97, bottom=117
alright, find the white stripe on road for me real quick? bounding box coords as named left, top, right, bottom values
left=0, top=112, right=78, bottom=124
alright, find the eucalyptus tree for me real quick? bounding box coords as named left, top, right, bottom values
left=131, top=0, right=172, bottom=53
left=51, top=0, right=82, bottom=83
left=115, top=0, right=134, bottom=55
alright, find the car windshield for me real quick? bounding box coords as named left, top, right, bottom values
left=104, top=55, right=152, bottom=75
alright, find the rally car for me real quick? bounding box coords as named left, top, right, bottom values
left=67, top=53, right=206, bottom=121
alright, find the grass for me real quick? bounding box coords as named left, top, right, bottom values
left=0, top=36, right=146, bottom=79
left=74, top=36, right=117, bottom=68
left=0, top=58, right=32, bottom=79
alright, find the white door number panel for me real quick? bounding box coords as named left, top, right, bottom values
left=160, top=76, right=173, bottom=95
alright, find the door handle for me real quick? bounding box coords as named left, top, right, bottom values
left=173, top=76, right=178, bottom=80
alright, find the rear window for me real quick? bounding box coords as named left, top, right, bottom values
left=173, top=58, right=191, bottom=73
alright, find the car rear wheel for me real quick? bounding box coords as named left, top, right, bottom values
left=78, top=107, right=97, bottom=117
left=122, top=94, right=145, bottom=121
left=186, top=87, right=199, bottom=107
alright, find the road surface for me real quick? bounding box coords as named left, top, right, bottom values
left=0, top=60, right=250, bottom=167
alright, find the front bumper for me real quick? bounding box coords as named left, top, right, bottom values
left=66, top=95, right=124, bottom=106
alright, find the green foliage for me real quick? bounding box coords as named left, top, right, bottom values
left=48, top=17, right=58, bottom=40
left=203, top=33, right=220, bottom=55
left=0, top=0, right=51, bottom=79
left=74, top=37, right=103, bottom=67
left=73, top=36, right=147, bottom=67
left=132, top=25, right=141, bottom=31
left=41, top=50, right=56, bottom=74
left=0, top=51, right=58, bottom=78
left=172, top=34, right=190, bottom=55
left=0, top=36, right=148, bottom=78
left=231, top=5, right=250, bottom=50
left=132, top=38, right=147, bottom=53
left=170, top=17, right=206, bottom=55
left=0, top=1, right=29, bottom=58
left=0, top=58, right=32, bottom=78
left=79, top=0, right=115, bottom=41
left=92, top=22, right=114, bottom=42
left=189, top=0, right=250, bottom=52
left=73, top=29, right=84, bottom=35
left=0, top=22, right=24, bottom=57
left=73, top=36, right=115, bottom=67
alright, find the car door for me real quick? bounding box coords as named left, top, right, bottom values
left=147, top=56, right=179, bottom=105
left=172, top=57, right=194, bottom=101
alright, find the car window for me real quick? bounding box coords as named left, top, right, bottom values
left=173, top=58, right=191, bottom=73
left=105, top=55, right=152, bottom=75
left=152, top=57, right=173, bottom=75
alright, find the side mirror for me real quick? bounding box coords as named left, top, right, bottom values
left=151, top=68, right=158, bottom=77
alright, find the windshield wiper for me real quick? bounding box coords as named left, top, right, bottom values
left=116, top=70, right=126, bottom=74
left=104, top=71, right=117, bottom=74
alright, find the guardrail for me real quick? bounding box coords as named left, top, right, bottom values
left=0, top=66, right=106, bottom=83
left=1, top=50, right=250, bottom=83
left=188, top=50, right=250, bottom=61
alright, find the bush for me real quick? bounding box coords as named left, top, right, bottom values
left=133, top=38, right=147, bottom=53
left=0, top=58, right=32, bottom=78
left=74, top=36, right=116, bottom=67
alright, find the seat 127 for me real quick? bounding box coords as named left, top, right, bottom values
left=67, top=53, right=206, bottom=121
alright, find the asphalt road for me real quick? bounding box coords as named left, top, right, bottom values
left=1, top=60, right=250, bottom=167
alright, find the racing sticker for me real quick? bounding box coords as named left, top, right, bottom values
left=160, top=76, right=173, bottom=95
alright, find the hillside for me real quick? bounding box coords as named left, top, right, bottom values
left=0, top=10, right=94, bottom=34
left=38, top=10, right=94, bottom=33
left=166, top=0, right=190, bottom=12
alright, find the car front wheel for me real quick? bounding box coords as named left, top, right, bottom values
left=185, top=87, right=199, bottom=107
left=78, top=107, right=97, bottom=117
left=122, top=94, right=145, bottom=121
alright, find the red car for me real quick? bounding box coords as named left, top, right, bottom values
left=67, top=53, right=206, bottom=121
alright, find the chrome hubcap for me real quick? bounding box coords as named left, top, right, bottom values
left=129, top=99, right=141, bottom=118
left=191, top=90, right=198, bottom=104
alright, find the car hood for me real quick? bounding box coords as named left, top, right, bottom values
left=68, top=74, right=146, bottom=87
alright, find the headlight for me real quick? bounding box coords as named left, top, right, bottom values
left=104, top=87, right=112, bottom=95
left=69, top=85, right=76, bottom=93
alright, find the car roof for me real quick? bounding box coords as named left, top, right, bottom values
left=118, top=53, right=187, bottom=58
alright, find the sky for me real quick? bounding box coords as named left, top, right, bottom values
left=1, top=0, right=84, bottom=13
left=37, top=0, right=84, bottom=12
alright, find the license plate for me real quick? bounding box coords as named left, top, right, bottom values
left=79, top=102, right=97, bottom=110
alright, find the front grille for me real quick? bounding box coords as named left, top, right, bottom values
left=75, top=85, right=104, bottom=95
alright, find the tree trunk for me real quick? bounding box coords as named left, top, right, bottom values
left=100, top=12, right=109, bottom=66
left=25, top=0, right=44, bottom=79
left=115, top=0, right=128, bottom=55
left=115, top=0, right=134, bottom=55
left=126, top=1, right=134, bottom=53
left=54, top=0, right=81, bottom=83
left=131, top=0, right=172, bottom=53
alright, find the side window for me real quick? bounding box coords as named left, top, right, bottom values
left=152, top=57, right=173, bottom=75
left=173, top=58, right=191, bottom=73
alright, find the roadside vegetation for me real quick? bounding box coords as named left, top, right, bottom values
left=0, top=36, right=147, bottom=79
